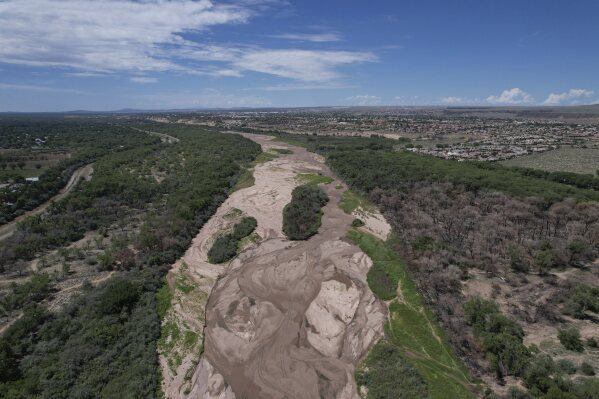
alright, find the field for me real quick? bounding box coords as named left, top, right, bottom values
left=348, top=230, right=477, bottom=399
left=0, top=149, right=69, bottom=179
left=501, top=147, right=599, bottom=175
left=296, top=172, right=333, bottom=185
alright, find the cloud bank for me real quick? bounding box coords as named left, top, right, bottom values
left=543, top=89, right=594, bottom=105
left=486, top=88, right=534, bottom=104
left=0, top=0, right=374, bottom=82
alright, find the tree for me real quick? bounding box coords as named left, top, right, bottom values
left=558, top=327, right=583, bottom=352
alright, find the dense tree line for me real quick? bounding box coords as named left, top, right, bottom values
left=207, top=217, right=257, bottom=263
left=326, top=150, right=599, bottom=204
left=0, top=117, right=160, bottom=223
left=0, top=123, right=261, bottom=398
left=269, top=132, right=599, bottom=203
left=283, top=184, right=329, bottom=240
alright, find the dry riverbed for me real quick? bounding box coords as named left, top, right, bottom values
left=160, top=133, right=390, bottom=398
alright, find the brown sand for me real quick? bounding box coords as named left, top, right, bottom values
left=163, top=134, right=387, bottom=398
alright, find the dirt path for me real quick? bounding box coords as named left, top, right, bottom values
left=162, top=133, right=388, bottom=399
left=0, top=163, right=94, bottom=241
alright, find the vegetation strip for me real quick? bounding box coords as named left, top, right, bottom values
left=348, top=229, right=476, bottom=399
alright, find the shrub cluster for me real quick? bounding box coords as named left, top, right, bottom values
left=207, top=217, right=257, bottom=264
left=282, top=184, right=328, bottom=240
left=356, top=340, right=429, bottom=399
left=463, top=297, right=530, bottom=379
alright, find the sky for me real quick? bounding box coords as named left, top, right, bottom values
left=1, top=0, right=598, bottom=111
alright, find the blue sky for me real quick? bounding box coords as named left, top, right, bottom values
left=1, top=0, right=598, bottom=111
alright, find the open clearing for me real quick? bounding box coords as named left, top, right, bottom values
left=501, top=146, right=599, bottom=174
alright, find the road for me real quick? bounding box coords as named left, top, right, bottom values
left=0, top=163, right=94, bottom=241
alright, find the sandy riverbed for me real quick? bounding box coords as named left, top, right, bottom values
left=162, top=133, right=389, bottom=399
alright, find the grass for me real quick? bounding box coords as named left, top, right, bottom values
left=239, top=232, right=261, bottom=250
left=272, top=135, right=310, bottom=148
left=175, top=278, right=195, bottom=294
left=232, top=169, right=255, bottom=192
left=296, top=172, right=333, bottom=185
left=339, top=190, right=373, bottom=214
left=156, top=283, right=172, bottom=319
left=348, top=229, right=477, bottom=399
left=501, top=147, right=599, bottom=175
left=254, top=151, right=278, bottom=164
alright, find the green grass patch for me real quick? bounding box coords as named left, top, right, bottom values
left=239, top=232, right=261, bottom=249
left=348, top=229, right=476, bottom=399
left=156, top=283, right=172, bottom=319
left=272, top=136, right=310, bottom=148
left=501, top=147, right=599, bottom=175
left=158, top=321, right=181, bottom=353
left=296, top=173, right=333, bottom=185
left=339, top=190, right=373, bottom=214
left=175, top=275, right=195, bottom=294
left=183, top=330, right=198, bottom=350
left=232, top=169, right=255, bottom=191
left=254, top=151, right=278, bottom=164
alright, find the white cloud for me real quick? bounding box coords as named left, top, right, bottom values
left=0, top=0, right=373, bottom=83
left=272, top=33, right=342, bottom=42
left=0, top=82, right=86, bottom=94
left=441, top=96, right=465, bottom=104
left=130, top=77, right=158, bottom=84
left=543, top=89, right=594, bottom=105
left=234, top=50, right=376, bottom=82
left=0, top=0, right=251, bottom=72
left=345, top=95, right=381, bottom=106
left=486, top=88, right=534, bottom=104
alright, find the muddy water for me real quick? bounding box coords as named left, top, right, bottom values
left=192, top=134, right=386, bottom=399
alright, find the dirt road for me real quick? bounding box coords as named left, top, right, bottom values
left=129, top=126, right=180, bottom=143
left=162, top=133, right=388, bottom=398
left=0, top=163, right=94, bottom=241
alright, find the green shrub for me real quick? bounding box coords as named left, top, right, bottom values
left=282, top=184, right=328, bottom=240
left=556, top=359, right=577, bottom=374
left=581, top=362, right=595, bottom=376
left=587, top=337, right=598, bottom=348
left=558, top=327, right=584, bottom=352
left=351, top=218, right=365, bottom=227
left=463, top=298, right=530, bottom=378
left=97, top=278, right=140, bottom=315
left=207, top=217, right=257, bottom=264
left=562, top=285, right=599, bottom=319
left=356, top=340, right=429, bottom=399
